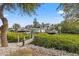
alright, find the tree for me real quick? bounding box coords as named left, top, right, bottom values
left=0, top=3, right=40, bottom=47
left=59, top=19, right=79, bottom=33
left=33, top=18, right=40, bottom=28
left=25, top=25, right=33, bottom=29
left=58, top=3, right=79, bottom=20
left=57, top=4, right=79, bottom=33
left=41, top=22, right=45, bottom=28
left=13, top=23, right=21, bottom=32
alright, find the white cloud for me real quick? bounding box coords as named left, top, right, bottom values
left=57, top=10, right=64, bottom=14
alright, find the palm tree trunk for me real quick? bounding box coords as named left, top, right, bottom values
left=0, top=6, right=8, bottom=47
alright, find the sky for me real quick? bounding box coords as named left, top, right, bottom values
left=0, top=3, right=64, bottom=28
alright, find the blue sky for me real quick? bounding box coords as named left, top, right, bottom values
left=0, top=3, right=64, bottom=28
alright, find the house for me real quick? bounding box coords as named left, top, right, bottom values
left=46, top=29, right=58, bottom=34
left=8, top=27, right=27, bottom=33
left=17, top=28, right=26, bottom=33
left=32, top=28, right=46, bottom=33
left=8, top=28, right=15, bottom=32
left=32, top=28, right=41, bottom=33
left=44, top=24, right=59, bottom=34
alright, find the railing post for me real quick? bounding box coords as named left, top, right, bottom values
left=17, top=35, right=20, bottom=46
left=22, top=36, right=26, bottom=46
left=24, top=36, right=25, bottom=41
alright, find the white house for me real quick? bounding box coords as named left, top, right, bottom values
left=32, top=28, right=46, bottom=33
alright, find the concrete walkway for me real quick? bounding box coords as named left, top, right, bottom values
left=23, top=36, right=34, bottom=44
left=8, top=36, right=34, bottom=47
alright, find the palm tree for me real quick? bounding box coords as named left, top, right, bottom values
left=0, top=3, right=41, bottom=47
left=13, top=23, right=21, bottom=32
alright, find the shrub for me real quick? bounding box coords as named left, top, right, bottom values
left=32, top=33, right=79, bottom=54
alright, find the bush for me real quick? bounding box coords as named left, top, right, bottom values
left=7, top=32, right=30, bottom=42
left=32, top=33, right=79, bottom=54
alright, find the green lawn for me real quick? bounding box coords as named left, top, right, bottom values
left=7, top=32, right=30, bottom=42
left=0, top=32, right=30, bottom=42
left=32, top=33, right=79, bottom=54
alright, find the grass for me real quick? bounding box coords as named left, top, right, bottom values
left=7, top=32, right=30, bottom=42
left=0, top=32, right=30, bottom=42
left=32, top=33, right=79, bottom=54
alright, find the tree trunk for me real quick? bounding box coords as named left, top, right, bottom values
left=0, top=17, right=8, bottom=47
left=0, top=5, right=8, bottom=47
left=1, top=29, right=8, bottom=47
